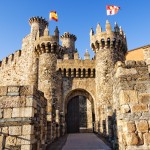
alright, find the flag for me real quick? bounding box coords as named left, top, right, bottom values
left=106, top=5, right=120, bottom=15
left=49, top=11, right=58, bottom=21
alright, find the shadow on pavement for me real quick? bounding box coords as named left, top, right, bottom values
left=46, top=134, right=68, bottom=150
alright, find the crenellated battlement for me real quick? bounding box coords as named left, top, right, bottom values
left=60, top=32, right=77, bottom=41
left=60, top=32, right=77, bottom=59
left=57, top=57, right=95, bottom=78
left=0, top=50, right=22, bottom=68
left=34, top=26, right=62, bottom=55
left=90, top=20, right=127, bottom=54
left=29, top=16, right=48, bottom=26
left=115, top=60, right=147, bottom=69
left=29, top=16, right=48, bottom=37
left=115, top=60, right=149, bottom=81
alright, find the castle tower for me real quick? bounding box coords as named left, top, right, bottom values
left=29, top=16, right=48, bottom=37
left=60, top=32, right=77, bottom=59
left=23, top=17, right=49, bottom=88
left=90, top=21, right=127, bottom=137
left=35, top=25, right=59, bottom=143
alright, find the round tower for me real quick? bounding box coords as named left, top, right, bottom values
left=60, top=32, right=77, bottom=59
left=29, top=16, right=48, bottom=37
left=90, top=20, right=127, bottom=138
left=26, top=17, right=49, bottom=89
left=35, top=26, right=60, bottom=143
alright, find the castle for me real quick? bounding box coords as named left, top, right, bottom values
left=0, top=16, right=150, bottom=150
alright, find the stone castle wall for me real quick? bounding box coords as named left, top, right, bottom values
left=0, top=31, right=38, bottom=88
left=0, top=86, right=47, bottom=150
left=114, top=60, right=150, bottom=150
left=0, top=49, right=32, bottom=86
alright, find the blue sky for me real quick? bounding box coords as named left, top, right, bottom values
left=0, top=0, right=150, bottom=60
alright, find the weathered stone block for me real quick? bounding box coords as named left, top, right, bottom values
left=22, top=125, right=34, bottom=135
left=132, top=104, right=148, bottom=113
left=126, top=122, right=136, bottom=133
left=12, top=107, right=34, bottom=118
left=0, top=96, right=26, bottom=108
left=7, top=86, right=20, bottom=96
left=139, top=93, right=150, bottom=104
left=125, top=60, right=136, bottom=67
left=143, top=133, right=150, bottom=145
left=20, top=86, right=35, bottom=96
left=4, top=108, right=12, bottom=118
left=136, top=60, right=146, bottom=66
left=16, top=137, right=21, bottom=145
left=20, top=135, right=35, bottom=145
left=126, top=133, right=139, bottom=145
left=26, top=97, right=34, bottom=107
left=9, top=126, right=22, bottom=135
left=121, top=105, right=130, bottom=113
left=2, top=127, right=9, bottom=134
left=136, top=120, right=148, bottom=132
left=5, top=136, right=17, bottom=146
left=116, top=67, right=137, bottom=78
left=21, top=144, right=32, bottom=150
left=0, top=86, right=7, bottom=96
left=119, top=90, right=138, bottom=105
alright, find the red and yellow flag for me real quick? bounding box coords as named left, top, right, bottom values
left=49, top=11, right=58, bottom=21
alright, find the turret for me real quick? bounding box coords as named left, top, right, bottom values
left=90, top=20, right=127, bottom=59
left=60, top=32, right=77, bottom=59
left=90, top=20, right=128, bottom=138
left=105, top=20, right=112, bottom=33
left=54, top=26, right=59, bottom=37
left=29, top=16, right=48, bottom=37
left=84, top=49, right=90, bottom=60
left=44, top=26, right=49, bottom=36
left=34, top=21, right=60, bottom=143
left=96, top=23, right=102, bottom=34
left=90, top=28, right=94, bottom=36
left=114, top=22, right=119, bottom=33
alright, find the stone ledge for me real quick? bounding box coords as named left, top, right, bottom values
left=0, top=86, right=44, bottom=97
left=0, top=118, right=35, bottom=126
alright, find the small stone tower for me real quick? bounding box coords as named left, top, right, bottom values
left=90, top=20, right=127, bottom=136
left=60, top=32, right=77, bottom=59
left=23, top=17, right=49, bottom=88
left=34, top=22, right=60, bottom=143
left=29, top=16, right=48, bottom=37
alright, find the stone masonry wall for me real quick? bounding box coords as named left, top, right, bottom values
left=0, top=32, right=38, bottom=88
left=57, top=58, right=96, bottom=113
left=0, top=49, right=32, bottom=86
left=114, top=60, right=150, bottom=150
left=0, top=86, right=47, bottom=150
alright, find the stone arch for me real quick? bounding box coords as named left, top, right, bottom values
left=65, top=88, right=95, bottom=113
left=65, top=88, right=96, bottom=133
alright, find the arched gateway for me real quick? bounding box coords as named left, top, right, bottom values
left=65, top=89, right=95, bottom=133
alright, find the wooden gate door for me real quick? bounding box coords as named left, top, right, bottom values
left=66, top=96, right=79, bottom=133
